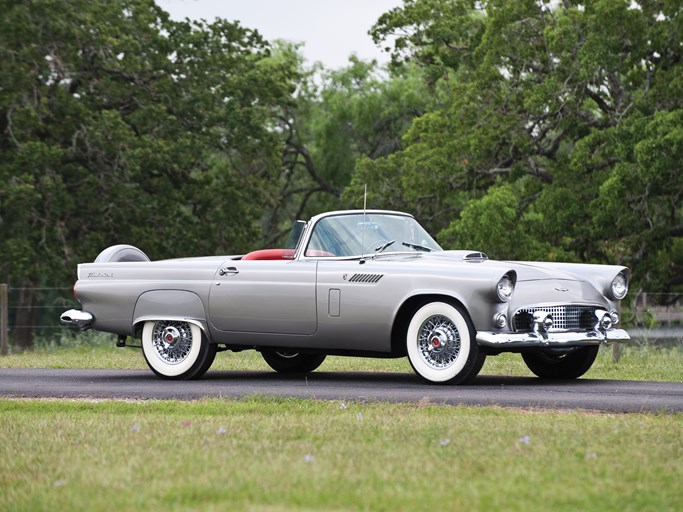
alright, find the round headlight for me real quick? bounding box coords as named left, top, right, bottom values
left=496, top=274, right=514, bottom=302
left=611, top=272, right=628, bottom=300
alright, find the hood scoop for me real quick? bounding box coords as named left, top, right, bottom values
left=463, top=251, right=488, bottom=262
left=442, top=250, right=489, bottom=262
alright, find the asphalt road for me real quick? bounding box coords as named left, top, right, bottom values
left=1, top=368, right=682, bottom=413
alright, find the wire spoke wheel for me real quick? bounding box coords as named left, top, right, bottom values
left=151, top=321, right=194, bottom=365
left=406, top=302, right=484, bottom=384
left=417, top=314, right=461, bottom=369
left=142, top=320, right=215, bottom=379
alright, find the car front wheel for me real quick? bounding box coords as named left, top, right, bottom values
left=261, top=350, right=326, bottom=373
left=521, top=345, right=599, bottom=379
left=406, top=302, right=485, bottom=384
left=141, top=320, right=216, bottom=379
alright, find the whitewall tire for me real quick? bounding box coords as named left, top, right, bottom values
left=141, top=320, right=215, bottom=379
left=406, top=302, right=484, bottom=384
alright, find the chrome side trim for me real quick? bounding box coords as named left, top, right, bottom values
left=60, top=309, right=94, bottom=330
left=476, top=328, right=630, bottom=348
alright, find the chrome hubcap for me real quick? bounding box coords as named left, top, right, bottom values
left=152, top=321, right=193, bottom=365
left=163, top=326, right=181, bottom=345
left=418, top=315, right=461, bottom=369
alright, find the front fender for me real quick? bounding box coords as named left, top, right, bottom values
left=133, top=290, right=209, bottom=338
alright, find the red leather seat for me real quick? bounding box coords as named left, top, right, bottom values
left=242, top=248, right=337, bottom=260
left=242, top=249, right=289, bottom=260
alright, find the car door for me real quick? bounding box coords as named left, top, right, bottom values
left=314, top=258, right=397, bottom=351
left=208, top=259, right=318, bottom=335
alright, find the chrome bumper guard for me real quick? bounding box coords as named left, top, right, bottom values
left=60, top=309, right=94, bottom=330
left=476, top=328, right=630, bottom=348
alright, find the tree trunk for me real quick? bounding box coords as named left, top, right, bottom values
left=12, top=283, right=37, bottom=351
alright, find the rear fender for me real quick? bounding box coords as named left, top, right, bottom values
left=133, top=290, right=209, bottom=338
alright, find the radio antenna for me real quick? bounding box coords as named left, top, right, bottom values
left=360, top=184, right=367, bottom=264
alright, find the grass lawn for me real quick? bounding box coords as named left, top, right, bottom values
left=1, top=338, right=681, bottom=511
left=1, top=398, right=682, bottom=512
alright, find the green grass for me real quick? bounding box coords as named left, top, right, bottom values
left=1, top=398, right=681, bottom=512
left=1, top=332, right=682, bottom=382
left=2, top=336, right=681, bottom=510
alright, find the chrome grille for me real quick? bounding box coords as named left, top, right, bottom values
left=512, top=305, right=598, bottom=332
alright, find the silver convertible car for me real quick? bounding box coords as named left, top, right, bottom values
left=61, top=210, right=630, bottom=384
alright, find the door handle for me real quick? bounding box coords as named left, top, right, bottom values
left=219, top=266, right=239, bottom=276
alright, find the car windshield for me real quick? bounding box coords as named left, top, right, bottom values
left=304, top=213, right=442, bottom=258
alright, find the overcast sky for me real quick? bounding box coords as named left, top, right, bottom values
left=156, top=0, right=402, bottom=69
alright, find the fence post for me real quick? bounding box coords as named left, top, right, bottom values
left=612, top=301, right=622, bottom=364
left=612, top=342, right=621, bottom=364
left=1, top=284, right=8, bottom=356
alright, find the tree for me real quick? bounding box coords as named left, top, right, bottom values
left=350, top=0, right=682, bottom=295
left=264, top=55, right=434, bottom=244
left=0, top=0, right=296, bottom=348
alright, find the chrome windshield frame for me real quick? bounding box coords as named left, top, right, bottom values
left=294, top=210, right=442, bottom=260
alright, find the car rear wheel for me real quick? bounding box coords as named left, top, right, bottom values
left=521, top=345, right=599, bottom=379
left=261, top=350, right=326, bottom=373
left=141, top=320, right=216, bottom=379
left=406, top=302, right=484, bottom=384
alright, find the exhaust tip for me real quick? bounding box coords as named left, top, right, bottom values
left=60, top=309, right=93, bottom=330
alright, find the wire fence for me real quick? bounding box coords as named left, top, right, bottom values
left=5, top=286, right=76, bottom=329
left=1, top=285, right=682, bottom=354
left=1, top=284, right=79, bottom=354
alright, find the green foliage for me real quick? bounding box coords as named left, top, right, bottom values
left=372, top=0, right=486, bottom=83
left=440, top=181, right=528, bottom=259
left=357, top=0, right=683, bottom=292
left=266, top=57, right=434, bottom=242
left=0, top=0, right=295, bottom=288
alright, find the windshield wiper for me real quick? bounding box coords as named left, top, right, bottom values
left=375, top=240, right=396, bottom=253
left=402, top=241, right=433, bottom=252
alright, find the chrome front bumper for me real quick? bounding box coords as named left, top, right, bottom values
left=60, top=309, right=94, bottom=330
left=476, top=328, right=630, bottom=348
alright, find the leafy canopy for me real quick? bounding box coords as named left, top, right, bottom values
left=0, top=0, right=298, bottom=287
left=349, top=0, right=682, bottom=291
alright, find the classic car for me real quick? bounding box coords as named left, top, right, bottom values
left=61, top=209, right=630, bottom=384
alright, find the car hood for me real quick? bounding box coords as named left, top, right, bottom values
left=500, top=261, right=582, bottom=282
left=395, top=251, right=626, bottom=300
left=415, top=251, right=582, bottom=282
